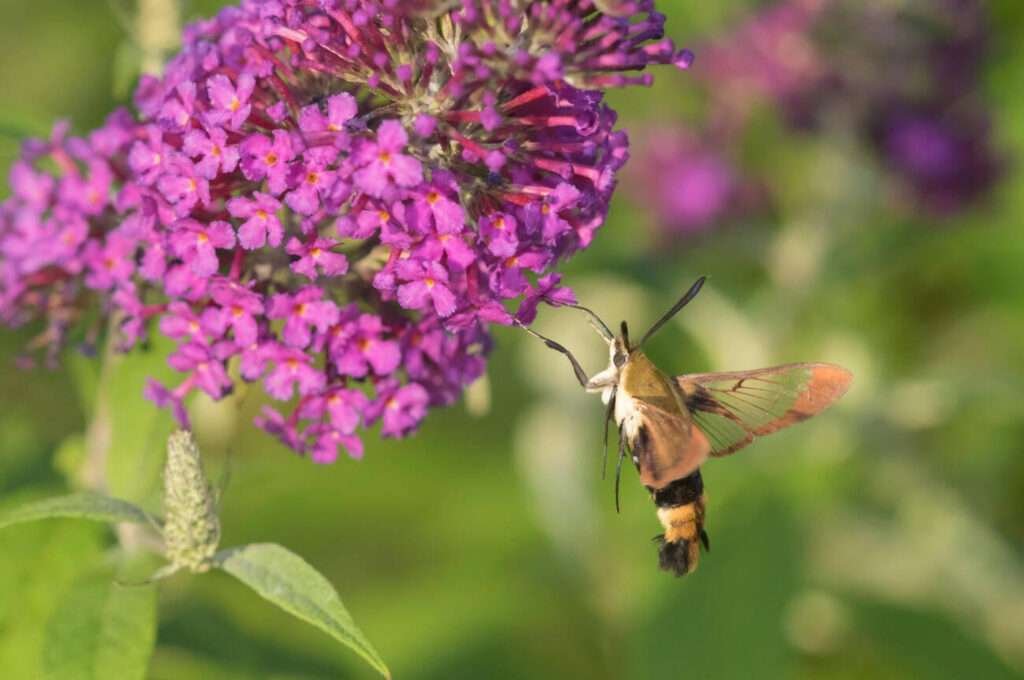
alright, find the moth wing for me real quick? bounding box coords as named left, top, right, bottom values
left=675, top=363, right=852, bottom=457
left=631, top=395, right=711, bottom=489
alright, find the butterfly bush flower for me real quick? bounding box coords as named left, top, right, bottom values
left=0, top=0, right=691, bottom=459
left=696, top=0, right=1001, bottom=213
left=625, top=127, right=751, bottom=240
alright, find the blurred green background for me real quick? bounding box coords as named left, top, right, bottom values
left=2, top=1, right=1023, bottom=678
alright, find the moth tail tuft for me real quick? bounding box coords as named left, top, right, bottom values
left=655, top=534, right=703, bottom=576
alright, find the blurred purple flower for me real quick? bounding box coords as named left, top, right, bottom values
left=626, top=127, right=747, bottom=238
left=700, top=0, right=1002, bottom=213
left=697, top=0, right=827, bottom=129
left=875, top=108, right=1001, bottom=214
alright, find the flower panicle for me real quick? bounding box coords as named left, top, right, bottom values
left=0, top=0, right=690, bottom=460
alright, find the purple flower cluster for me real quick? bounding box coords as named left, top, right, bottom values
left=0, top=0, right=690, bottom=461
left=848, top=0, right=1002, bottom=213
left=696, top=0, right=1001, bottom=214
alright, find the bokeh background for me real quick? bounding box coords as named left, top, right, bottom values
left=2, top=1, right=1023, bottom=678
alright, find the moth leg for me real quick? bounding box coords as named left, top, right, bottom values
left=602, top=387, right=617, bottom=480
left=614, top=428, right=627, bottom=514
left=700, top=528, right=711, bottom=552
left=516, top=323, right=590, bottom=387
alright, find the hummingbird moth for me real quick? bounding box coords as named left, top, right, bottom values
left=520, top=277, right=852, bottom=576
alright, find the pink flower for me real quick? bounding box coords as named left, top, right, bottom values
left=205, top=73, right=255, bottom=129
left=227, top=192, right=283, bottom=249
left=168, top=219, right=235, bottom=276
left=353, top=121, right=423, bottom=197
left=395, top=260, right=457, bottom=317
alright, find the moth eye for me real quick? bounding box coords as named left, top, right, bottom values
left=613, top=352, right=626, bottom=368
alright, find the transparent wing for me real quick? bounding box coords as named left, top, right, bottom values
left=675, top=363, right=852, bottom=457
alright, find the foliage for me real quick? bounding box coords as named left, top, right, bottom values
left=0, top=431, right=389, bottom=677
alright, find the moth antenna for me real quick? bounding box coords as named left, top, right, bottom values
left=620, top=321, right=630, bottom=350
left=639, top=276, right=707, bottom=348
left=568, top=304, right=614, bottom=342
left=615, top=431, right=627, bottom=514
left=602, top=388, right=617, bottom=480
left=515, top=321, right=589, bottom=387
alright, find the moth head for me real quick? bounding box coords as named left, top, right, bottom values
left=602, top=276, right=708, bottom=373
left=586, top=321, right=631, bottom=399
left=611, top=320, right=631, bottom=369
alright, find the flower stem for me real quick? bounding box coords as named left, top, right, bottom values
left=136, top=0, right=179, bottom=75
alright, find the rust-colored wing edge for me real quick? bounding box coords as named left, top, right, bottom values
left=676, top=362, right=853, bottom=457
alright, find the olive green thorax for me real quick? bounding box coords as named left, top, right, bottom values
left=620, top=347, right=691, bottom=419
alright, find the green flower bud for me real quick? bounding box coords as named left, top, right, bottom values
left=163, top=430, right=220, bottom=573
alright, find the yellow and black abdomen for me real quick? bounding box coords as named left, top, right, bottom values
left=651, top=470, right=709, bottom=576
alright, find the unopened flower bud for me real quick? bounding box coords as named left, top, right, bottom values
left=163, top=430, right=220, bottom=573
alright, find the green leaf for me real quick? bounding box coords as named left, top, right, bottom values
left=0, top=519, right=106, bottom=679
left=0, top=493, right=151, bottom=531
left=42, top=572, right=157, bottom=680
left=215, top=543, right=390, bottom=678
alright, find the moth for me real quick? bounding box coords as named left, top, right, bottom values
left=520, top=277, right=852, bottom=576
